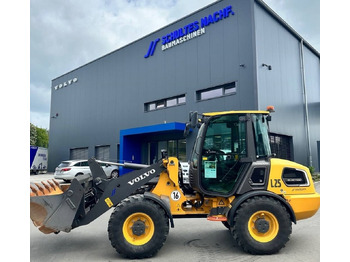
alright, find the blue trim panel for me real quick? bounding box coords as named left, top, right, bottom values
left=120, top=122, right=185, bottom=175
left=120, top=122, right=186, bottom=137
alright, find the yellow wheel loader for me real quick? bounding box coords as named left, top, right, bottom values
left=30, top=109, right=320, bottom=259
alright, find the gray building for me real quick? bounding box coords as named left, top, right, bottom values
left=48, top=0, right=320, bottom=173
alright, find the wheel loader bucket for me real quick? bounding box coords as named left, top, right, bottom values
left=30, top=179, right=85, bottom=234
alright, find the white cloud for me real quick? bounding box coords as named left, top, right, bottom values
left=30, top=83, right=51, bottom=128
left=30, top=111, right=50, bottom=130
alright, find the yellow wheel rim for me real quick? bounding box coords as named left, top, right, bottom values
left=248, top=210, right=279, bottom=243
left=122, top=212, right=155, bottom=245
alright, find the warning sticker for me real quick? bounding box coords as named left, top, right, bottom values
left=105, top=197, right=114, bottom=208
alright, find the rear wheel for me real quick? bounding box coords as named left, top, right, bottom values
left=231, top=196, right=291, bottom=254
left=108, top=194, right=169, bottom=259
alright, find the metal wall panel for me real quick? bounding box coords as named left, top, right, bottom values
left=254, top=3, right=320, bottom=169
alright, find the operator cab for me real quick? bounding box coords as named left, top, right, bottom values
left=188, top=111, right=272, bottom=197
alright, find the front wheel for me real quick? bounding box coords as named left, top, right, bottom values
left=108, top=194, right=169, bottom=259
left=231, top=196, right=292, bottom=255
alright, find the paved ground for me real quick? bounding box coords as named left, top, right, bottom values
left=30, top=173, right=320, bottom=262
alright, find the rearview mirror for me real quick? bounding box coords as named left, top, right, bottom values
left=184, top=111, right=198, bottom=137
left=189, top=111, right=198, bottom=128
left=184, top=123, right=191, bottom=137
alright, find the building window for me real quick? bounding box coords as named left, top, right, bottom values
left=196, top=82, right=237, bottom=101
left=145, top=94, right=186, bottom=112
left=156, top=101, right=165, bottom=109
left=166, top=98, right=177, bottom=107
left=148, top=103, right=156, bottom=111
left=178, top=96, right=186, bottom=104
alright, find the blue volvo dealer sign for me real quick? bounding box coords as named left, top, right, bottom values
left=144, top=5, right=235, bottom=58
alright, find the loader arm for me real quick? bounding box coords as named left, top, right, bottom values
left=75, top=159, right=166, bottom=227
left=30, top=158, right=166, bottom=233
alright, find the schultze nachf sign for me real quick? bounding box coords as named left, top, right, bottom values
left=144, top=5, right=235, bottom=58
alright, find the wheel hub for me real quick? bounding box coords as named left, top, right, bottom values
left=254, top=218, right=270, bottom=233
left=131, top=220, right=146, bottom=236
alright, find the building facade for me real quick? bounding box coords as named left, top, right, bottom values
left=48, top=0, right=320, bottom=172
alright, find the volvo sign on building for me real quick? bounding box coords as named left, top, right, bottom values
left=53, top=77, right=78, bottom=90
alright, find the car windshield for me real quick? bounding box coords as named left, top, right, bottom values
left=58, top=162, right=71, bottom=168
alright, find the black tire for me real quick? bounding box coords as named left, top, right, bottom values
left=231, top=196, right=292, bottom=255
left=108, top=194, right=169, bottom=259
left=222, top=221, right=231, bottom=229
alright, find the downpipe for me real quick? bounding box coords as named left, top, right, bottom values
left=299, top=39, right=312, bottom=168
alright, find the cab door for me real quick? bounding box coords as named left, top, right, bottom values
left=200, top=114, right=250, bottom=196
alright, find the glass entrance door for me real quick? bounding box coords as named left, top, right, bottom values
left=147, top=139, right=187, bottom=164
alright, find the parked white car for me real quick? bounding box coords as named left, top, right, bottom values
left=54, top=159, right=119, bottom=182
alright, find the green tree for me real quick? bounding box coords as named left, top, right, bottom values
left=30, top=123, right=49, bottom=148
left=30, top=123, right=37, bottom=145
left=36, top=127, right=49, bottom=148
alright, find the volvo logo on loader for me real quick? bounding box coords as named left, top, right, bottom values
left=127, top=169, right=156, bottom=185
